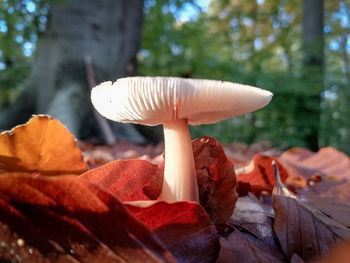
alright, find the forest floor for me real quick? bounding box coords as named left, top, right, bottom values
left=1, top=116, right=350, bottom=262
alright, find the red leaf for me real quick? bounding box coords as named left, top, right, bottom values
left=126, top=200, right=219, bottom=262
left=237, top=154, right=289, bottom=193
left=0, top=115, right=87, bottom=175
left=80, top=159, right=162, bottom=201
left=192, top=136, right=238, bottom=225
left=82, top=137, right=237, bottom=226
left=0, top=174, right=175, bottom=262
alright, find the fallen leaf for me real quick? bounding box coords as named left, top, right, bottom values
left=80, top=159, right=162, bottom=201
left=126, top=200, right=219, bottom=263
left=216, top=227, right=285, bottom=263
left=0, top=115, right=87, bottom=175
left=80, top=140, right=165, bottom=169
left=272, top=163, right=350, bottom=262
left=280, top=147, right=350, bottom=184
left=298, top=180, right=350, bottom=227
left=192, top=136, right=238, bottom=225
left=82, top=136, right=238, bottom=226
left=235, top=181, right=253, bottom=197
left=228, top=195, right=275, bottom=244
left=312, top=241, right=350, bottom=263
left=297, top=147, right=350, bottom=180
left=280, top=147, right=315, bottom=163
left=290, top=253, right=305, bottom=263
left=236, top=154, right=289, bottom=194
left=279, top=147, right=350, bottom=226
left=0, top=174, right=175, bottom=262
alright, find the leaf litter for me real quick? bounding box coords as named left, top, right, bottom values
left=1, top=115, right=350, bottom=262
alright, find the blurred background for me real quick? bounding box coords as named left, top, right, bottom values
left=0, top=0, right=349, bottom=153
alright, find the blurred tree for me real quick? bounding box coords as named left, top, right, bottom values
left=321, top=0, right=350, bottom=153
left=0, top=0, right=48, bottom=108
left=300, top=0, right=324, bottom=150
left=0, top=0, right=146, bottom=142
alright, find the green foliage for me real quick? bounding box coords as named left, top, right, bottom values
left=0, top=0, right=49, bottom=108
left=140, top=0, right=350, bottom=153
left=1, top=0, right=349, bottom=153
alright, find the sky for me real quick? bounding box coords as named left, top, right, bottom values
left=177, top=0, right=211, bottom=22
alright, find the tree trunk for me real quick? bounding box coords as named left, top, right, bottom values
left=0, top=0, right=146, bottom=143
left=300, top=0, right=324, bottom=150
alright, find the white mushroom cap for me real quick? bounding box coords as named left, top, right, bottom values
left=91, top=76, right=273, bottom=126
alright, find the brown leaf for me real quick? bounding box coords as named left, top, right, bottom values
left=272, top=164, right=350, bottom=262
left=290, top=253, right=305, bottom=263
left=296, top=147, right=350, bottom=180
left=216, top=227, right=285, bottom=263
left=192, top=136, right=238, bottom=225
left=126, top=200, right=220, bottom=263
left=0, top=174, right=175, bottom=262
left=228, top=195, right=275, bottom=243
left=280, top=147, right=350, bottom=189
left=80, top=159, right=162, bottom=201
left=225, top=195, right=287, bottom=262
left=0, top=115, right=87, bottom=175
left=280, top=147, right=350, bottom=226
left=298, top=180, right=350, bottom=227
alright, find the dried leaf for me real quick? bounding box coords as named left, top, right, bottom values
left=295, top=147, right=350, bottom=180
left=216, top=227, right=285, bottom=263
left=290, top=253, right=305, bottom=263
left=80, top=159, right=162, bottom=201
left=279, top=147, right=350, bottom=226
left=192, top=136, right=238, bottom=225
left=312, top=241, right=350, bottom=263
left=126, top=200, right=219, bottom=263
left=0, top=115, right=87, bottom=175
left=228, top=195, right=274, bottom=243
left=236, top=181, right=253, bottom=197
left=280, top=147, right=350, bottom=186
left=237, top=154, right=289, bottom=193
left=85, top=137, right=238, bottom=225
left=272, top=163, right=350, bottom=261
left=298, top=180, right=350, bottom=227
left=0, top=174, right=175, bottom=262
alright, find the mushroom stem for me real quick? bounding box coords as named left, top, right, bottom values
left=162, top=118, right=199, bottom=202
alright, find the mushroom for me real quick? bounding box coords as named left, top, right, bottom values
left=91, top=77, right=273, bottom=202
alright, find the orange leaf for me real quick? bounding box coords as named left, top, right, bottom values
left=0, top=115, right=87, bottom=175
left=237, top=154, right=289, bottom=193
left=0, top=174, right=175, bottom=262
left=313, top=241, right=350, bottom=263
left=126, top=200, right=219, bottom=262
